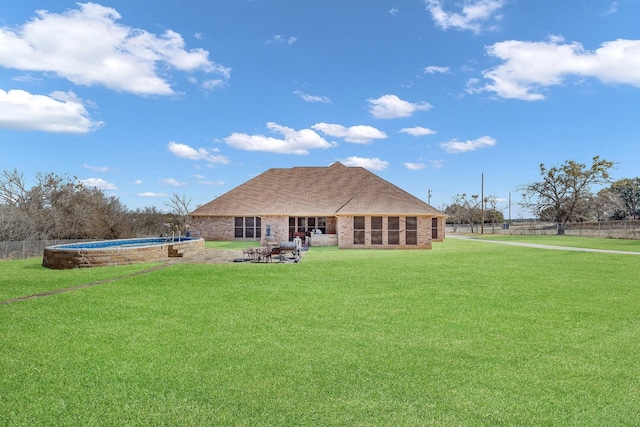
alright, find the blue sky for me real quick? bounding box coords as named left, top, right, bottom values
left=1, top=1, right=639, bottom=218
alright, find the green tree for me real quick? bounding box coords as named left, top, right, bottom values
left=610, top=177, right=640, bottom=219
left=519, top=156, right=614, bottom=234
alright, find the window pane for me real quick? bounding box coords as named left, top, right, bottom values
left=234, top=228, right=244, bottom=238
left=256, top=217, right=261, bottom=227
left=406, top=231, right=417, bottom=245
left=371, top=231, right=382, bottom=245
left=235, top=217, right=243, bottom=227
left=354, top=230, right=365, bottom=245
left=388, top=231, right=399, bottom=245
left=432, top=217, right=438, bottom=239
left=308, top=218, right=316, bottom=227
left=289, top=217, right=296, bottom=226
left=354, top=216, right=365, bottom=230
left=245, top=228, right=254, bottom=238
left=406, top=217, right=417, bottom=230
left=388, top=217, right=399, bottom=230
left=372, top=216, right=382, bottom=230
left=245, top=217, right=254, bottom=228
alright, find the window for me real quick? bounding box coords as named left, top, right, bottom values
left=317, top=217, right=326, bottom=234
left=406, top=216, right=417, bottom=245
left=388, top=216, right=399, bottom=245
left=289, top=217, right=327, bottom=240
left=234, top=217, right=261, bottom=239
left=371, top=216, right=383, bottom=245
left=432, top=218, right=438, bottom=239
left=354, top=216, right=365, bottom=245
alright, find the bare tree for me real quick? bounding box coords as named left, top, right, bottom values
left=165, top=193, right=192, bottom=234
left=590, top=188, right=625, bottom=221
left=446, top=193, right=481, bottom=233
left=0, top=169, right=29, bottom=207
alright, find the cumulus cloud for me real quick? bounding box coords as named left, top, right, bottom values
left=400, top=126, right=437, bottom=137
left=425, top=0, right=505, bottom=33
left=79, top=177, right=117, bottom=190
left=389, top=8, right=399, bottom=16
left=440, top=136, right=496, bottom=153
left=0, top=89, right=102, bottom=133
left=367, top=94, right=432, bottom=119
left=341, top=156, right=389, bottom=171
left=404, top=162, right=426, bottom=170
left=0, top=3, right=229, bottom=95
left=168, top=141, right=230, bottom=164
left=294, top=90, right=332, bottom=104
left=425, top=65, right=450, bottom=74
left=474, top=37, right=640, bottom=100
left=312, top=123, right=387, bottom=144
left=223, top=122, right=337, bottom=155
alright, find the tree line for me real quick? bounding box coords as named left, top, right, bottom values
left=0, top=169, right=190, bottom=242
left=446, top=156, right=639, bottom=233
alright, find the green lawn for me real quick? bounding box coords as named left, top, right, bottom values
left=1, top=238, right=640, bottom=426
left=468, top=234, right=640, bottom=252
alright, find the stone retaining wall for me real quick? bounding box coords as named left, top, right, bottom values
left=42, top=238, right=205, bottom=269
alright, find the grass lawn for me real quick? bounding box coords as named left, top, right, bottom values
left=1, top=238, right=640, bottom=425
left=468, top=234, right=640, bottom=252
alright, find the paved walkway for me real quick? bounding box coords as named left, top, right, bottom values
left=448, top=234, right=640, bottom=255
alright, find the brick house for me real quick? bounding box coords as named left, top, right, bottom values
left=189, top=162, right=447, bottom=249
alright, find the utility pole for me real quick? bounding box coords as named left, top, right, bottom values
left=427, top=188, right=432, bottom=205
left=481, top=173, right=484, bottom=235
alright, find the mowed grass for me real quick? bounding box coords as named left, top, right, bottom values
left=470, top=234, right=640, bottom=252
left=1, top=239, right=640, bottom=426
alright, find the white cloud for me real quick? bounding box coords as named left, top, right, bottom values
left=405, top=162, right=426, bottom=170
left=266, top=35, right=297, bottom=45
left=168, top=141, right=230, bottom=164
left=83, top=164, right=110, bottom=172
left=312, top=123, right=387, bottom=144
left=425, top=65, right=450, bottom=74
left=389, top=8, right=399, bottom=16
left=201, top=79, right=226, bottom=91
left=430, top=159, right=445, bottom=169
left=223, top=122, right=337, bottom=155
left=367, top=94, right=432, bottom=119
left=475, top=37, right=640, bottom=100
left=162, top=178, right=187, bottom=187
left=0, top=3, right=228, bottom=95
left=138, top=192, right=169, bottom=198
left=80, top=177, right=117, bottom=190
left=400, top=126, right=437, bottom=137
left=425, top=0, right=504, bottom=34
left=294, top=91, right=332, bottom=104
left=341, top=156, right=389, bottom=171
left=197, top=179, right=225, bottom=186
left=134, top=180, right=143, bottom=185
left=440, top=136, right=496, bottom=153
left=602, top=2, right=618, bottom=16
left=0, top=89, right=102, bottom=133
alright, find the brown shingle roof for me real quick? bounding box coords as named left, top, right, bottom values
left=190, top=162, right=445, bottom=217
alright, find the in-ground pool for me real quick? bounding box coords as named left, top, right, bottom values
left=43, top=237, right=205, bottom=269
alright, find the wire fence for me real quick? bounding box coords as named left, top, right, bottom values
left=0, top=239, right=93, bottom=261
left=447, top=220, right=640, bottom=240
